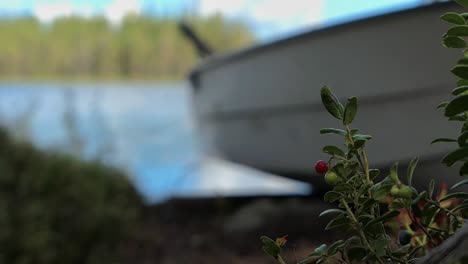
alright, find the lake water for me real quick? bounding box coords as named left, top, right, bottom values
left=0, top=82, right=310, bottom=203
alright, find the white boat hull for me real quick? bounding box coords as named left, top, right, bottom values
left=189, top=2, right=465, bottom=190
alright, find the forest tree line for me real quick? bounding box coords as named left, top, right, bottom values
left=0, top=14, right=254, bottom=80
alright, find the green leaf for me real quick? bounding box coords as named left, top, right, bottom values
left=449, top=115, right=467, bottom=121
left=451, top=202, right=468, bottom=213
left=412, top=191, right=427, bottom=205
left=452, top=86, right=468, bottom=95
left=437, top=101, right=449, bottom=109
left=428, top=179, right=435, bottom=198
left=322, top=145, right=346, bottom=157
left=451, top=179, right=468, bottom=190
left=389, top=199, right=406, bottom=211
left=353, top=139, right=366, bottom=148
left=297, top=256, right=321, bottom=264
left=371, top=181, right=393, bottom=201
left=443, top=36, right=467, bottom=48
left=343, top=97, right=357, bottom=125
left=441, top=12, right=466, bottom=25
left=458, top=79, right=468, bottom=86
left=357, top=184, right=372, bottom=197
left=357, top=215, right=374, bottom=225
left=421, top=204, right=440, bottom=226
left=319, top=128, right=346, bottom=136
left=365, top=210, right=400, bottom=228
left=448, top=25, right=468, bottom=36
left=325, top=215, right=349, bottom=230
left=352, top=134, right=372, bottom=141
left=392, top=244, right=411, bottom=257
left=361, top=199, right=377, bottom=211
left=439, top=192, right=468, bottom=202
left=431, top=138, right=458, bottom=144
left=441, top=147, right=468, bottom=167
left=407, top=156, right=419, bottom=187
left=314, top=244, right=327, bottom=254
left=372, top=235, right=391, bottom=257
left=327, top=240, right=344, bottom=256
left=324, top=191, right=342, bottom=203
left=460, top=123, right=468, bottom=134
left=451, top=65, right=468, bottom=79
left=260, top=236, right=281, bottom=258
left=461, top=161, right=468, bottom=176
left=455, top=0, right=468, bottom=8
left=369, top=169, right=380, bottom=180
left=458, top=131, right=468, bottom=146
left=320, top=86, right=344, bottom=120
left=333, top=184, right=354, bottom=192
left=389, top=162, right=399, bottom=182
left=459, top=58, right=468, bottom=65
left=445, top=94, right=468, bottom=117
left=408, top=246, right=424, bottom=259
left=319, top=208, right=346, bottom=217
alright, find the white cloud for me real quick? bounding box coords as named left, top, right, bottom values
left=33, top=2, right=74, bottom=23
left=104, top=0, right=141, bottom=25
left=33, top=0, right=140, bottom=24
left=199, top=0, right=324, bottom=40
left=198, top=0, right=251, bottom=17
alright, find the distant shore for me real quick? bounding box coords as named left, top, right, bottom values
left=0, top=15, right=254, bottom=82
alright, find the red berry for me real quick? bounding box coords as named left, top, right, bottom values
left=315, top=160, right=328, bottom=174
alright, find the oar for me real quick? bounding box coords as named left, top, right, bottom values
left=178, top=21, right=213, bottom=58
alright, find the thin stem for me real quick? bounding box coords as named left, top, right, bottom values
left=361, top=149, right=372, bottom=184
left=408, top=208, right=437, bottom=248
left=344, top=126, right=366, bottom=171
left=345, top=126, right=376, bottom=215
left=387, top=254, right=406, bottom=264
left=277, top=255, right=287, bottom=264
left=340, top=199, right=385, bottom=264
left=426, top=199, right=460, bottom=224
left=344, top=125, right=372, bottom=186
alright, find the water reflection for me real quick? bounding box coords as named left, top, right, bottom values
left=0, top=82, right=310, bottom=203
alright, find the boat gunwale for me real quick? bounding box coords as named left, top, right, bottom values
left=189, top=1, right=456, bottom=78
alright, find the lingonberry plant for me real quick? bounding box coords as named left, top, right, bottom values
left=435, top=0, right=468, bottom=179
left=260, top=1, right=468, bottom=263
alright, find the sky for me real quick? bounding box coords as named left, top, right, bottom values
left=0, top=0, right=425, bottom=40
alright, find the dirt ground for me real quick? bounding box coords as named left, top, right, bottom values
left=120, top=196, right=344, bottom=264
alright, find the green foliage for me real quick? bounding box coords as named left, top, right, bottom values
left=441, top=12, right=466, bottom=25
left=320, top=86, right=344, bottom=120
left=445, top=95, right=468, bottom=117
left=442, top=36, right=466, bottom=48
left=0, top=15, right=254, bottom=80
left=407, top=156, right=419, bottom=187
left=343, top=97, right=357, bottom=125
left=260, top=236, right=281, bottom=259
left=262, top=85, right=466, bottom=263
left=447, top=25, right=468, bottom=36
left=0, top=128, right=143, bottom=264
left=261, top=2, right=468, bottom=263
left=438, top=4, right=468, bottom=176
left=456, top=0, right=468, bottom=8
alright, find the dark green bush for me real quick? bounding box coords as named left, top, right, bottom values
left=0, top=128, right=143, bottom=264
